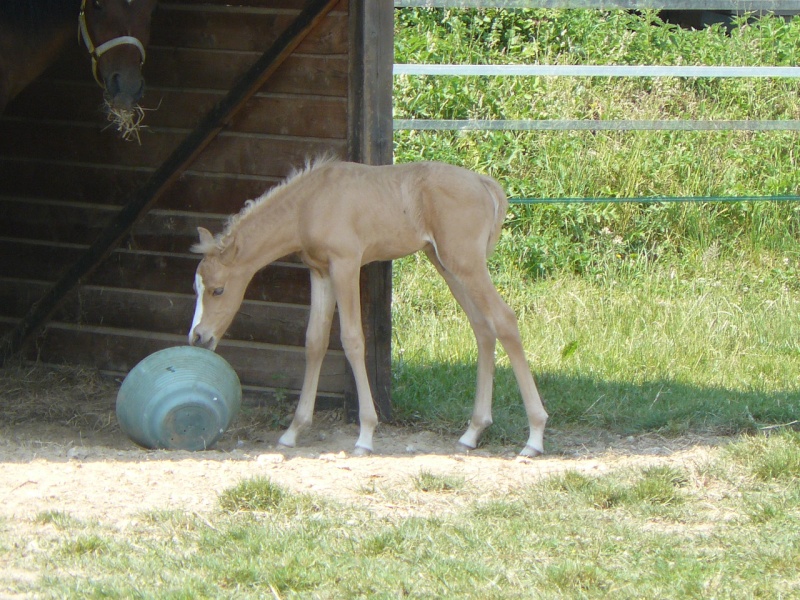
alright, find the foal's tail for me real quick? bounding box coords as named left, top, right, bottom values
left=479, top=174, right=510, bottom=257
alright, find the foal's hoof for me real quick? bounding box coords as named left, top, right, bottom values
left=519, top=444, right=543, bottom=458
left=353, top=445, right=372, bottom=457
left=455, top=442, right=475, bottom=454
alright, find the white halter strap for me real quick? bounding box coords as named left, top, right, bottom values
left=78, top=0, right=147, bottom=88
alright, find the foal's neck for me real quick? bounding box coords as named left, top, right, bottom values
left=234, top=194, right=302, bottom=276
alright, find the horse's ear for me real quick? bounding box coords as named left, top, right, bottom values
left=191, top=227, right=216, bottom=254
left=198, top=227, right=215, bottom=245
left=220, top=235, right=241, bottom=264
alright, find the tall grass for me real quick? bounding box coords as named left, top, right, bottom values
left=392, top=9, right=800, bottom=444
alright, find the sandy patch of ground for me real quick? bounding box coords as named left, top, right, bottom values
left=0, top=415, right=723, bottom=524
left=0, top=364, right=727, bottom=525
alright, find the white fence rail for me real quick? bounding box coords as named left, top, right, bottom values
left=393, top=65, right=800, bottom=132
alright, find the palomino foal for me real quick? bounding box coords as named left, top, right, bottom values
left=189, top=160, right=548, bottom=456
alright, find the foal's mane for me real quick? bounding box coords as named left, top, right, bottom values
left=192, top=156, right=337, bottom=255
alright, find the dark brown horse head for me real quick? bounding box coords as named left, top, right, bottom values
left=79, top=0, right=158, bottom=110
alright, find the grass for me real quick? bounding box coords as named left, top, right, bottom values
left=218, top=476, right=326, bottom=515
left=392, top=250, right=800, bottom=446
left=725, top=429, right=800, bottom=480
left=4, top=433, right=800, bottom=598
left=543, top=464, right=689, bottom=509
left=412, top=469, right=466, bottom=492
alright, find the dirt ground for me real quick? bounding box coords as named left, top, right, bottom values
left=0, top=365, right=727, bottom=525
left=0, top=415, right=726, bottom=524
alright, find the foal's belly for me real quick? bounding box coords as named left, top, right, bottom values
left=361, top=237, right=427, bottom=264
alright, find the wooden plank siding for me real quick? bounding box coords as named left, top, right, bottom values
left=0, top=0, right=393, bottom=414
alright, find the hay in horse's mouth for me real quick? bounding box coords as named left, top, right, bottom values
left=103, top=100, right=149, bottom=143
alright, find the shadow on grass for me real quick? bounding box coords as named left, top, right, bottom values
left=391, top=360, right=800, bottom=447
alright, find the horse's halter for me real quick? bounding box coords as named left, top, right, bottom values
left=78, top=0, right=147, bottom=88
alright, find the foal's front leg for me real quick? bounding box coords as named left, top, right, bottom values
left=278, top=270, right=336, bottom=448
left=330, top=260, right=379, bottom=455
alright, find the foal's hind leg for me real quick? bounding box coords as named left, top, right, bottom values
left=433, top=250, right=548, bottom=456
left=424, top=248, right=497, bottom=451
left=465, top=271, right=548, bottom=456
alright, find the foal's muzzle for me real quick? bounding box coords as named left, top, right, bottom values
left=189, top=331, right=217, bottom=352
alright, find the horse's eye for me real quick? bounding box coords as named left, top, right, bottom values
left=212, top=287, right=225, bottom=297
left=92, top=0, right=103, bottom=9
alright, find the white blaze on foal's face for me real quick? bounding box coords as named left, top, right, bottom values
left=189, top=273, right=206, bottom=345
left=188, top=256, right=249, bottom=351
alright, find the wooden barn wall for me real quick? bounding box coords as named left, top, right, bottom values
left=0, top=0, right=392, bottom=410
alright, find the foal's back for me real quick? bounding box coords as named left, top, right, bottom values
left=295, top=161, right=508, bottom=266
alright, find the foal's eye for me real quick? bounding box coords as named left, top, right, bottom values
left=92, top=0, right=103, bottom=9
left=212, top=287, right=225, bottom=297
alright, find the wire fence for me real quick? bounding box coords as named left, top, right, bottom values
left=393, top=1, right=800, bottom=203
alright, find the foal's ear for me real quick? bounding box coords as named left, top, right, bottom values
left=191, top=227, right=217, bottom=254
left=220, top=235, right=241, bottom=264
left=197, top=227, right=215, bottom=246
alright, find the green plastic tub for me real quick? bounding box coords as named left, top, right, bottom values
left=116, top=346, right=241, bottom=451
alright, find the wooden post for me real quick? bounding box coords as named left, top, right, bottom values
left=348, top=0, right=394, bottom=420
